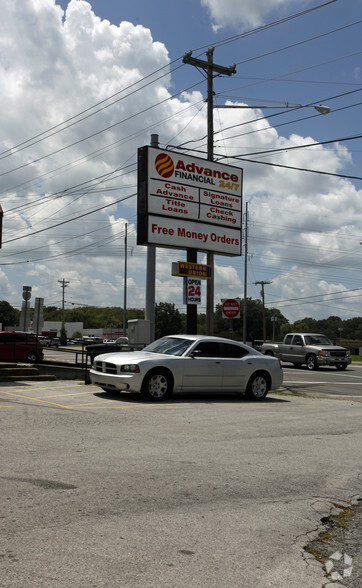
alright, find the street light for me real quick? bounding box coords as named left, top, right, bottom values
left=213, top=103, right=330, bottom=114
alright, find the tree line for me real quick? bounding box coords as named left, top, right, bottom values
left=1, top=299, right=361, bottom=343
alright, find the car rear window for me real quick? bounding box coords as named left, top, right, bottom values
left=223, top=343, right=249, bottom=358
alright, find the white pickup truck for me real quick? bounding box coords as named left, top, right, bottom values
left=261, top=333, right=351, bottom=371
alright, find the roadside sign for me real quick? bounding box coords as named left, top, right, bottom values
left=22, top=286, right=32, bottom=301
left=222, top=298, right=240, bottom=319
left=172, top=261, right=212, bottom=279
left=183, top=278, right=202, bottom=305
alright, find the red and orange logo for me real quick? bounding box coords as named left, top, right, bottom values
left=155, top=153, right=174, bottom=178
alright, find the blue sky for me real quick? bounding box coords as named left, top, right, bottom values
left=55, top=0, right=361, bottom=154
left=0, top=0, right=361, bottom=329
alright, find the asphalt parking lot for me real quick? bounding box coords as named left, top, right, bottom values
left=0, top=377, right=361, bottom=588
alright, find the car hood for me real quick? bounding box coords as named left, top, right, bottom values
left=319, top=345, right=349, bottom=351
left=93, top=350, right=168, bottom=363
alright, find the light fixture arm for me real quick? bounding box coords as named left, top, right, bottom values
left=213, top=103, right=330, bottom=114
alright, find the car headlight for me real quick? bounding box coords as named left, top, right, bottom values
left=120, top=364, right=140, bottom=373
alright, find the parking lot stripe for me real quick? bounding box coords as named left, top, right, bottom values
left=0, top=389, right=190, bottom=409
left=0, top=389, right=70, bottom=408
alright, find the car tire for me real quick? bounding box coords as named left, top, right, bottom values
left=306, top=354, right=318, bottom=370
left=265, top=351, right=274, bottom=356
left=26, top=352, right=38, bottom=363
left=336, top=364, right=347, bottom=371
left=141, top=369, right=173, bottom=401
left=245, top=372, right=269, bottom=401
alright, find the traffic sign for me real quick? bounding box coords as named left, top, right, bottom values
left=22, top=286, right=32, bottom=301
left=222, top=298, right=240, bottom=319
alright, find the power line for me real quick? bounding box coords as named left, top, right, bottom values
left=191, top=0, right=339, bottom=52
left=2, top=193, right=136, bottom=245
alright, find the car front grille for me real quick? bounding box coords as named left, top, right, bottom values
left=330, top=351, right=347, bottom=358
left=94, top=361, right=117, bottom=374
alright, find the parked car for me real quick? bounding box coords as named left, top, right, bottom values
left=261, top=333, right=351, bottom=370
left=0, top=331, right=44, bottom=363
left=103, top=337, right=128, bottom=345
left=39, top=336, right=60, bottom=348
left=86, top=336, right=129, bottom=360
left=89, top=334, right=283, bottom=401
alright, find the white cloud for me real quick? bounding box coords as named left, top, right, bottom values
left=201, top=0, right=300, bottom=31
left=0, top=0, right=360, bottom=325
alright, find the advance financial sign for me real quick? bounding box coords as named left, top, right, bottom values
left=137, top=146, right=243, bottom=256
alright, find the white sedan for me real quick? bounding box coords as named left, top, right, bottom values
left=89, top=335, right=283, bottom=401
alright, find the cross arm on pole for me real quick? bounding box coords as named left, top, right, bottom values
left=183, top=50, right=236, bottom=76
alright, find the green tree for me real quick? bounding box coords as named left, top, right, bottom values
left=211, top=299, right=288, bottom=342
left=343, top=317, right=362, bottom=340
left=71, top=331, right=82, bottom=339
left=155, top=302, right=183, bottom=339
left=43, top=306, right=62, bottom=321
left=0, top=300, right=19, bottom=328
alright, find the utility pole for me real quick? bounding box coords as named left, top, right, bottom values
left=123, top=223, right=127, bottom=336
left=183, top=48, right=236, bottom=335
left=58, top=279, right=69, bottom=333
left=243, top=202, right=248, bottom=343
left=145, top=134, right=158, bottom=342
left=255, top=280, right=271, bottom=341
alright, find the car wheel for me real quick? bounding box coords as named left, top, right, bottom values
left=141, top=369, right=173, bottom=401
left=336, top=364, right=347, bottom=371
left=306, top=354, right=318, bottom=370
left=245, top=372, right=269, bottom=401
left=265, top=351, right=274, bottom=356
left=26, top=352, right=38, bottom=363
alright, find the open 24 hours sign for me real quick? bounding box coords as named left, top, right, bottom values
left=137, top=146, right=243, bottom=256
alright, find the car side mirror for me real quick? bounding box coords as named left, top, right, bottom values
left=190, top=349, right=203, bottom=358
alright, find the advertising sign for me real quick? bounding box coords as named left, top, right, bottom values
left=183, top=278, right=202, bottom=305
left=177, top=261, right=212, bottom=279
left=138, top=146, right=242, bottom=256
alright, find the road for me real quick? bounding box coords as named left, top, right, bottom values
left=282, top=362, right=362, bottom=399
left=0, top=378, right=361, bottom=587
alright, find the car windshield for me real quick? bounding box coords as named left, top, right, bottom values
left=304, top=335, right=333, bottom=345
left=143, top=337, right=193, bottom=356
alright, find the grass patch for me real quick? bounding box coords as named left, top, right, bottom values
left=304, top=544, right=328, bottom=565
left=304, top=503, right=356, bottom=565
left=272, top=389, right=305, bottom=397
left=330, top=503, right=355, bottom=528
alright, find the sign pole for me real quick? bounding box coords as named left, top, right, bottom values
left=206, top=48, right=214, bottom=336
left=186, top=248, right=198, bottom=334
left=145, top=134, right=158, bottom=342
